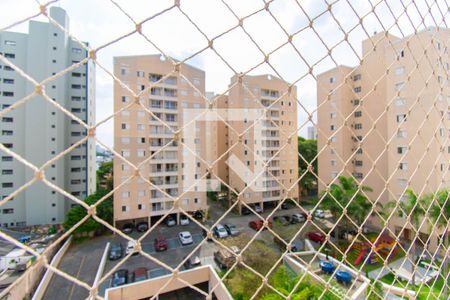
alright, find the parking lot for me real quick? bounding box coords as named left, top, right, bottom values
left=42, top=202, right=333, bottom=299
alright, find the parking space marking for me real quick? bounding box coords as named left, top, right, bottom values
left=68, top=255, right=86, bottom=300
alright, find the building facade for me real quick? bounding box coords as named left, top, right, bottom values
left=317, top=28, right=450, bottom=249
left=0, top=7, right=96, bottom=227
left=226, top=75, right=299, bottom=212
left=307, top=126, right=317, bottom=140
left=113, top=55, right=208, bottom=226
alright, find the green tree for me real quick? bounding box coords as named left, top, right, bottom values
left=427, top=189, right=449, bottom=298
left=63, top=189, right=113, bottom=234
left=384, top=188, right=424, bottom=290
left=97, top=160, right=113, bottom=190
left=298, top=137, right=318, bottom=196
left=321, top=176, right=373, bottom=238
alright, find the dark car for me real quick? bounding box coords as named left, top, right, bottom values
left=202, top=229, right=213, bottom=241
left=273, top=215, right=291, bottom=226
left=281, top=201, right=290, bottom=210
left=154, top=236, right=168, bottom=251
left=122, top=223, right=133, bottom=234
left=193, top=210, right=203, bottom=220
left=109, top=243, right=123, bottom=260
left=183, top=255, right=201, bottom=269
left=136, top=222, right=149, bottom=232
left=224, top=224, right=239, bottom=236
left=111, top=269, right=128, bottom=287
left=241, top=206, right=251, bottom=215
left=274, top=237, right=304, bottom=252
left=249, top=220, right=272, bottom=230
left=307, top=232, right=326, bottom=244
left=131, top=267, right=148, bottom=282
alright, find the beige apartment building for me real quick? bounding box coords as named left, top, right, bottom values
left=317, top=28, right=450, bottom=250
left=113, top=55, right=208, bottom=227
left=224, top=74, right=299, bottom=213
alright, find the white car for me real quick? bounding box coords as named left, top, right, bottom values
left=126, top=240, right=137, bottom=255
left=314, top=209, right=325, bottom=219
left=178, top=231, right=193, bottom=245
left=180, top=215, right=190, bottom=226
left=213, top=224, right=229, bottom=238
left=292, top=213, right=306, bottom=222
left=254, top=204, right=263, bottom=213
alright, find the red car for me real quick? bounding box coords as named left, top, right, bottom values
left=306, top=232, right=325, bottom=244
left=248, top=220, right=272, bottom=230
left=154, top=236, right=168, bottom=251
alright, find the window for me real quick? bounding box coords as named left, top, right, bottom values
left=71, top=96, right=81, bottom=101
left=355, top=160, right=363, bottom=166
left=2, top=91, right=14, bottom=97
left=2, top=183, right=13, bottom=188
left=121, top=96, right=130, bottom=103
left=396, top=114, right=407, bottom=123
left=2, top=170, right=13, bottom=175
left=71, top=72, right=81, bottom=77
left=354, top=111, right=362, bottom=117
left=2, top=130, right=13, bottom=136
left=400, top=50, right=405, bottom=58
left=353, top=99, right=360, bottom=106
left=356, top=148, right=363, bottom=154
left=397, top=128, right=407, bottom=138
left=2, top=79, right=13, bottom=86
left=329, top=76, right=335, bottom=83
left=137, top=124, right=145, bottom=130
left=330, top=136, right=336, bottom=142
left=2, top=117, right=13, bottom=122
left=395, top=98, right=406, bottom=106
left=330, top=112, right=336, bottom=119
left=398, top=179, right=407, bottom=187
left=4, top=66, right=14, bottom=71
left=121, top=123, right=129, bottom=130
left=395, top=82, right=405, bottom=91
left=4, top=53, right=15, bottom=59
left=71, top=84, right=81, bottom=89
left=399, top=162, right=408, bottom=170
left=354, top=123, right=362, bottom=130
left=72, top=48, right=82, bottom=54
left=330, top=125, right=335, bottom=131
left=120, top=68, right=128, bottom=75
left=354, top=86, right=361, bottom=93
left=353, top=74, right=361, bottom=81
left=122, top=150, right=130, bottom=157
left=137, top=71, right=145, bottom=77
left=137, top=150, right=145, bottom=157
left=331, top=160, right=336, bottom=167
left=4, top=40, right=16, bottom=46
left=122, top=191, right=130, bottom=198
left=353, top=172, right=363, bottom=179
left=395, top=67, right=404, bottom=75
left=138, top=204, right=143, bottom=210
left=121, top=137, right=130, bottom=144
left=397, top=146, right=407, bottom=154
left=2, top=156, right=13, bottom=162
left=121, top=206, right=127, bottom=212
left=2, top=209, right=13, bottom=214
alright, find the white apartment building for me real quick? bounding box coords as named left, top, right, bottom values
left=0, top=7, right=96, bottom=227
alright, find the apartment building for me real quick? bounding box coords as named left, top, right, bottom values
left=113, top=55, right=207, bottom=227
left=317, top=28, right=450, bottom=250
left=307, top=126, right=317, bottom=140
left=226, top=75, right=299, bottom=213
left=0, top=7, right=96, bottom=227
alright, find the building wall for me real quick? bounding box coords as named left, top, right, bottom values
left=317, top=28, right=450, bottom=249
left=0, top=7, right=95, bottom=227
left=227, top=75, right=299, bottom=211
left=113, top=55, right=207, bottom=225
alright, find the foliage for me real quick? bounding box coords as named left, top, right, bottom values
left=63, top=189, right=113, bottom=234
left=298, top=137, right=318, bottom=196
left=96, top=160, right=113, bottom=190
left=321, top=176, right=373, bottom=228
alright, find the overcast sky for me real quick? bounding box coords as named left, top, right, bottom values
left=1, top=0, right=447, bottom=147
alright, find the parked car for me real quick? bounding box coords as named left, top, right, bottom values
left=214, top=249, right=235, bottom=269
left=224, top=224, right=239, bottom=236
left=122, top=223, right=133, bottom=234
left=274, top=237, right=304, bottom=252
left=183, top=255, right=201, bottom=269
left=213, top=224, right=229, bottom=238
left=249, top=220, right=272, bottom=230
left=154, top=236, right=168, bottom=252
left=165, top=216, right=176, bottom=227
left=131, top=267, right=148, bottom=282
left=136, top=222, right=148, bottom=232
left=281, top=201, right=290, bottom=210
left=291, top=213, right=306, bottom=223
left=18, top=235, right=31, bottom=244
left=241, top=206, right=251, bottom=215
left=193, top=210, right=203, bottom=220
left=108, top=243, right=123, bottom=260
left=314, top=209, right=325, bottom=219
left=202, top=229, right=213, bottom=241
left=254, top=204, right=263, bottom=213
left=273, top=215, right=291, bottom=226
left=111, top=269, right=128, bottom=287
left=306, top=232, right=326, bottom=244
left=178, top=231, right=193, bottom=245
left=126, top=240, right=138, bottom=255
left=180, top=214, right=190, bottom=225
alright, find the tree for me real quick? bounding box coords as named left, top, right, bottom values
left=298, top=137, right=318, bottom=196
left=427, top=189, right=449, bottom=298
left=321, top=176, right=373, bottom=239
left=97, top=160, right=113, bottom=190
left=385, top=188, right=424, bottom=290
left=63, top=189, right=113, bottom=234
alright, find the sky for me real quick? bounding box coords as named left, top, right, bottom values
left=1, top=0, right=447, bottom=147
